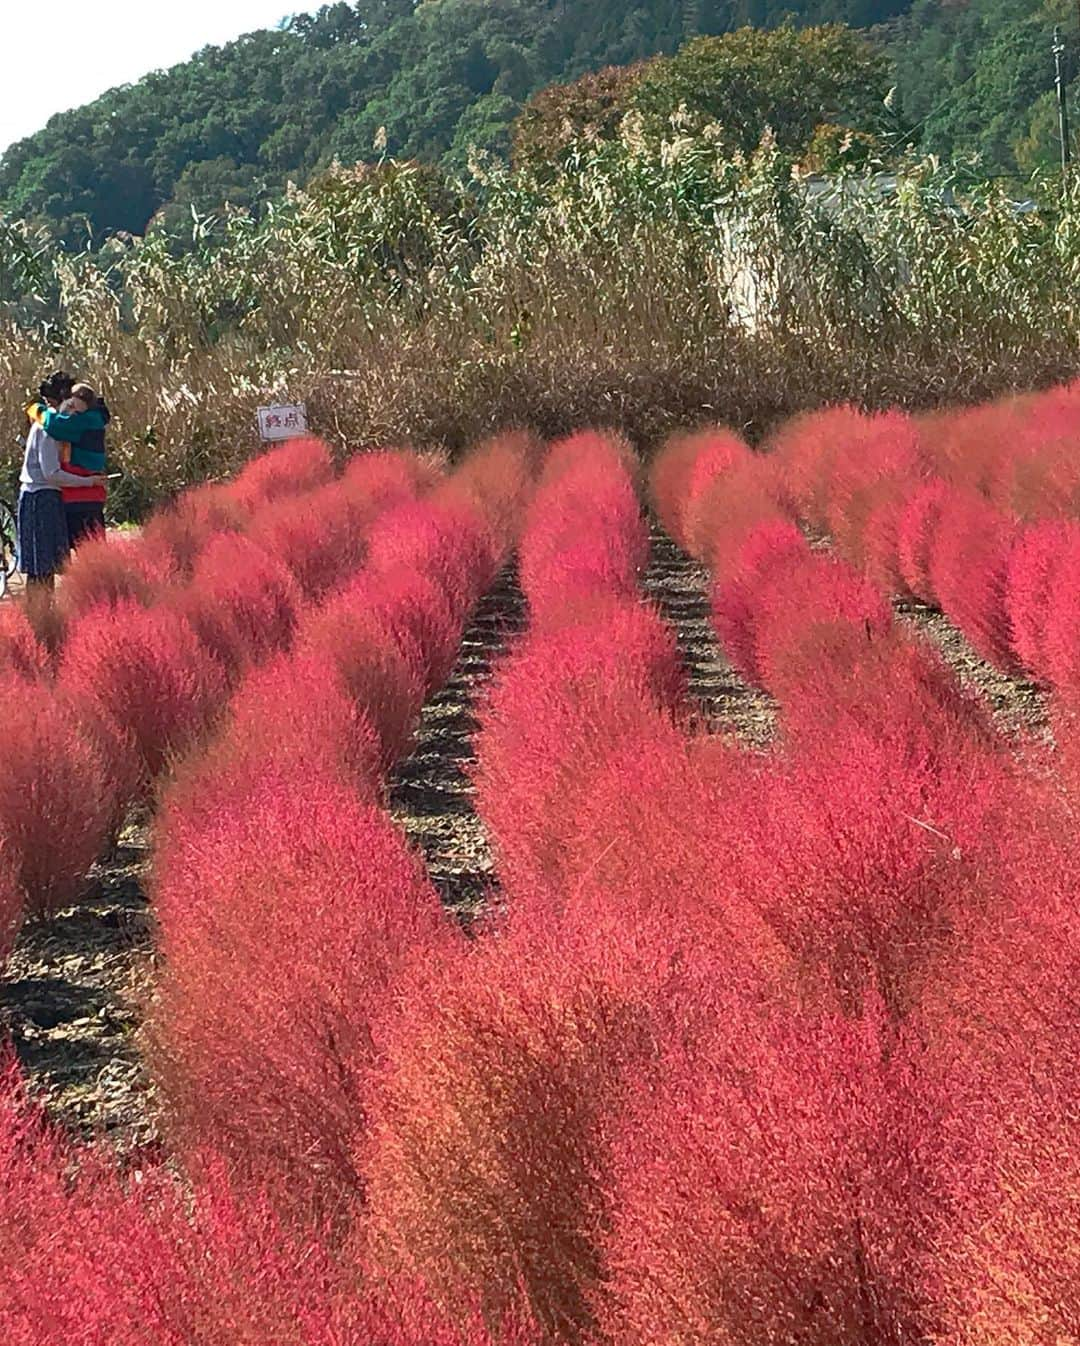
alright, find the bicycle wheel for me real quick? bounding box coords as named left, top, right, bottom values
left=0, top=497, right=18, bottom=582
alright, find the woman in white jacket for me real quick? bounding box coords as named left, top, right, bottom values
left=17, top=372, right=106, bottom=587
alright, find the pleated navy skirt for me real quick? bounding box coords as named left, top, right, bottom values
left=17, top=489, right=70, bottom=579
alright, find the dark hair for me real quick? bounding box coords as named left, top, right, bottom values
left=38, top=370, right=74, bottom=403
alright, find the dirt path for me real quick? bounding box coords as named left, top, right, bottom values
left=389, top=565, right=525, bottom=921
left=644, top=523, right=775, bottom=746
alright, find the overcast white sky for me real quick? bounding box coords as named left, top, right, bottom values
left=1, top=1, right=298, bottom=154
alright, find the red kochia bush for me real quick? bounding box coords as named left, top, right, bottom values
left=216, top=652, right=384, bottom=797
left=765, top=404, right=872, bottom=527
left=440, top=430, right=541, bottom=558
left=19, top=585, right=66, bottom=657
left=335, top=568, right=460, bottom=695
left=58, top=533, right=177, bottom=621
left=602, top=987, right=932, bottom=1346
left=1054, top=699, right=1080, bottom=804
left=224, top=436, right=335, bottom=511
left=752, top=552, right=894, bottom=708
left=365, top=498, right=497, bottom=621
left=740, top=713, right=1008, bottom=1016
left=0, top=847, right=19, bottom=967
left=649, top=429, right=707, bottom=542
left=540, top=429, right=639, bottom=494
left=691, top=458, right=783, bottom=574
left=362, top=934, right=646, bottom=1342
left=1003, top=520, right=1079, bottom=680
left=478, top=675, right=789, bottom=1005
left=781, top=626, right=994, bottom=762
left=226, top=447, right=434, bottom=616
left=859, top=482, right=914, bottom=598
left=0, top=681, right=109, bottom=929
left=831, top=471, right=915, bottom=581
left=340, top=446, right=443, bottom=512
left=520, top=443, right=646, bottom=617
left=916, top=398, right=1027, bottom=495
left=138, top=482, right=247, bottom=576
left=169, top=533, right=302, bottom=684
left=649, top=427, right=750, bottom=555
left=520, top=469, right=642, bottom=580
left=0, top=604, right=49, bottom=682
left=0, top=1065, right=542, bottom=1346
left=680, top=430, right=752, bottom=556
left=912, top=790, right=1080, bottom=1346
left=709, top=519, right=809, bottom=685
left=296, top=590, right=425, bottom=769
left=0, top=1084, right=343, bottom=1346
left=474, top=602, right=686, bottom=908
left=928, top=490, right=1018, bottom=671
left=1039, top=532, right=1080, bottom=697
left=992, top=426, right=1079, bottom=522
left=244, top=481, right=370, bottom=601
left=896, top=478, right=950, bottom=605
left=522, top=531, right=644, bottom=620
left=1021, top=439, right=1080, bottom=525
left=820, top=410, right=923, bottom=560
left=151, top=764, right=459, bottom=1222
left=59, top=601, right=226, bottom=793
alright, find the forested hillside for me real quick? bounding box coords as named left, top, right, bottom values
left=1, top=0, right=912, bottom=243
left=896, top=0, right=1078, bottom=176
left=1, top=0, right=1075, bottom=245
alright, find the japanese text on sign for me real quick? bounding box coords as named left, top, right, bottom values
left=257, top=403, right=308, bottom=442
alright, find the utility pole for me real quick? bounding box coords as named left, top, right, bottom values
left=1054, top=25, right=1072, bottom=174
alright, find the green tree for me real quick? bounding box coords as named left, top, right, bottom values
left=632, top=25, right=891, bottom=156
left=894, top=0, right=1079, bottom=176
left=448, top=93, right=521, bottom=168
left=148, top=158, right=270, bottom=236
left=1012, top=92, right=1068, bottom=174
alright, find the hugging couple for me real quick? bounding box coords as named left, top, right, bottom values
left=18, top=369, right=111, bottom=587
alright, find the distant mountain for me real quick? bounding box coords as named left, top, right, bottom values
left=0, top=0, right=915, bottom=244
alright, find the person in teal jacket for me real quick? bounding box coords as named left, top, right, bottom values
left=28, top=380, right=110, bottom=546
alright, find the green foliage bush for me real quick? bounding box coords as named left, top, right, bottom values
left=3, top=0, right=1074, bottom=248
left=511, top=63, right=655, bottom=169
left=633, top=26, right=891, bottom=156
left=898, top=0, right=1080, bottom=177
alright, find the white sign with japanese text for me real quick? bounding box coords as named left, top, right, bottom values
left=257, top=403, right=308, bottom=442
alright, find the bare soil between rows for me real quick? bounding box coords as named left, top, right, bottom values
left=644, top=523, right=776, bottom=745
left=0, top=817, right=156, bottom=1153
left=388, top=566, right=525, bottom=920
